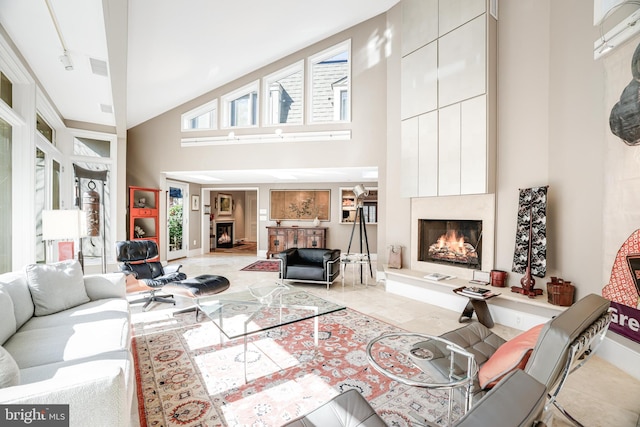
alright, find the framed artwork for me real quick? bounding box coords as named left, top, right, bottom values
left=203, top=205, right=211, bottom=215
left=218, top=193, right=233, bottom=215
left=269, top=189, right=330, bottom=221
left=191, top=194, right=200, bottom=211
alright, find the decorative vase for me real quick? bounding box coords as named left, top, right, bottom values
left=490, top=270, right=508, bottom=287
left=313, top=216, right=320, bottom=227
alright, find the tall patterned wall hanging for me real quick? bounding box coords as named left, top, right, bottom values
left=73, top=164, right=109, bottom=273
left=512, top=186, right=548, bottom=297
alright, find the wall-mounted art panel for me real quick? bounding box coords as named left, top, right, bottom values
left=439, top=0, right=486, bottom=36
left=269, top=190, right=330, bottom=221
left=461, top=95, right=487, bottom=194
left=401, top=42, right=438, bottom=120
left=418, top=110, right=439, bottom=197
left=438, top=15, right=486, bottom=108
left=439, top=103, right=462, bottom=196
left=402, top=0, right=438, bottom=56
left=401, top=118, right=420, bottom=197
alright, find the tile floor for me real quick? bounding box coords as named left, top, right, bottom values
left=129, top=252, right=640, bottom=427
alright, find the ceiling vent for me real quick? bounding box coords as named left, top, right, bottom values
left=90, top=58, right=109, bottom=77
left=100, top=104, right=113, bottom=114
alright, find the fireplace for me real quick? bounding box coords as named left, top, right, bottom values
left=216, top=221, right=234, bottom=249
left=418, top=219, right=482, bottom=270
left=411, top=194, right=495, bottom=279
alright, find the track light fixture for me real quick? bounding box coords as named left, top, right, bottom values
left=59, top=50, right=73, bottom=71
left=46, top=0, right=74, bottom=71
left=595, top=1, right=640, bottom=59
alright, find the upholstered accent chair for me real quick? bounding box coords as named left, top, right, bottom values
left=409, top=293, right=611, bottom=426
left=115, top=240, right=187, bottom=310
left=282, top=389, right=386, bottom=427
left=276, top=247, right=341, bottom=289
left=282, top=370, right=548, bottom=427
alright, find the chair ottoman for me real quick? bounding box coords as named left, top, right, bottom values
left=168, top=274, right=230, bottom=318
left=172, top=274, right=230, bottom=297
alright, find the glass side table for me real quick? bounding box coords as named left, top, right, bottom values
left=340, top=253, right=372, bottom=287
left=366, top=332, right=477, bottom=427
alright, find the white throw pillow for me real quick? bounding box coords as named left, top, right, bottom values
left=26, top=260, right=90, bottom=316
left=0, top=285, right=16, bottom=344
left=0, top=346, right=19, bottom=388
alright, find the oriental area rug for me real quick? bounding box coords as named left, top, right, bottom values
left=240, top=260, right=281, bottom=272
left=132, top=308, right=460, bottom=426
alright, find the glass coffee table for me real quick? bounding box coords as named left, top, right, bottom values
left=196, top=282, right=345, bottom=381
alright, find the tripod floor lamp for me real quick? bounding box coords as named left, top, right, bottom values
left=346, top=184, right=373, bottom=282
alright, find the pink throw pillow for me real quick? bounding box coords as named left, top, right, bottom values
left=478, top=323, right=544, bottom=389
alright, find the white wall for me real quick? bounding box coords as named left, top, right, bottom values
left=128, top=1, right=640, bottom=360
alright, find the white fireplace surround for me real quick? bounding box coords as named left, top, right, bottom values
left=411, top=194, right=495, bottom=280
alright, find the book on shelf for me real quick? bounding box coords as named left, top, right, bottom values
left=424, top=272, right=454, bottom=281
left=463, top=286, right=490, bottom=295
left=456, top=286, right=500, bottom=299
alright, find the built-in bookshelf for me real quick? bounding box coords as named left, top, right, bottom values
left=340, top=187, right=378, bottom=224
left=128, top=186, right=160, bottom=253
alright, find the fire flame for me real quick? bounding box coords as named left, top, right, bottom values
left=436, top=231, right=467, bottom=256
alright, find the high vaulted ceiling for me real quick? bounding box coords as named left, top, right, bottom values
left=0, top=0, right=399, bottom=133
left=0, top=0, right=398, bottom=185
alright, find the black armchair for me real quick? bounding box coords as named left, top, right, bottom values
left=115, top=240, right=187, bottom=310
left=276, top=247, right=341, bottom=290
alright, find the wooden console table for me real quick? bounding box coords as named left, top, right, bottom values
left=266, top=226, right=327, bottom=258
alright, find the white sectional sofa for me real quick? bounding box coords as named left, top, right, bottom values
left=0, top=260, right=138, bottom=427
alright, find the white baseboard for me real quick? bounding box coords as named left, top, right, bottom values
left=599, top=335, right=640, bottom=381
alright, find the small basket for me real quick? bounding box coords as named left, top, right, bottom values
left=546, top=278, right=574, bottom=306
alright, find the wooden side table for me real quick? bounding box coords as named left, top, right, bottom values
left=453, top=287, right=500, bottom=328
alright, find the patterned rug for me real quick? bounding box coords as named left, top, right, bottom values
left=132, top=308, right=460, bottom=426
left=240, top=260, right=281, bottom=272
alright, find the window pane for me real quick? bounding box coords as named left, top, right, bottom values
left=35, top=148, right=45, bottom=263
left=74, top=162, right=111, bottom=266
left=266, top=68, right=303, bottom=125
left=223, top=82, right=259, bottom=129
left=230, top=92, right=257, bottom=127
left=182, top=100, right=217, bottom=131
left=36, top=114, right=54, bottom=144
left=311, top=47, right=350, bottom=123
left=52, top=160, right=60, bottom=210
left=74, top=137, right=110, bottom=158
left=0, top=72, right=12, bottom=108
left=0, top=118, right=11, bottom=273
left=189, top=109, right=216, bottom=129
left=340, top=89, right=348, bottom=121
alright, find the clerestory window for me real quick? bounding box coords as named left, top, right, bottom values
left=222, top=81, right=259, bottom=128
left=263, top=61, right=303, bottom=126
left=36, top=113, right=54, bottom=145
left=309, top=40, right=351, bottom=123
left=0, top=72, right=12, bottom=107
left=181, top=99, right=218, bottom=131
